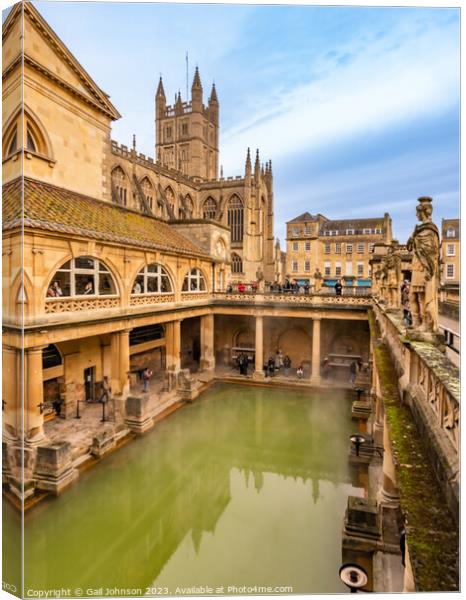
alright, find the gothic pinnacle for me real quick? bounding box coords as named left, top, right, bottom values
left=245, top=147, right=251, bottom=173
left=132, top=134, right=136, bottom=151
left=156, top=76, right=165, bottom=98
left=254, top=149, right=260, bottom=175
left=192, top=66, right=202, bottom=89
left=209, top=82, right=218, bottom=103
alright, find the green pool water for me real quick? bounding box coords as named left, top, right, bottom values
left=4, top=383, right=364, bottom=596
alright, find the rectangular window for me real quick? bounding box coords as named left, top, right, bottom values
left=446, top=264, right=455, bottom=278
left=304, top=261, right=310, bottom=272
left=446, top=244, right=455, bottom=256
left=357, top=243, right=365, bottom=254
left=324, top=261, right=331, bottom=276
left=324, top=243, right=331, bottom=254
left=446, top=229, right=456, bottom=238
left=292, top=227, right=300, bottom=237
left=346, top=243, right=353, bottom=254
left=181, top=122, right=189, bottom=136
left=330, top=230, right=339, bottom=236
left=305, top=241, right=311, bottom=251
left=375, top=228, right=382, bottom=234
left=357, top=262, right=364, bottom=276
left=368, top=243, right=375, bottom=253
left=293, top=241, right=299, bottom=252
left=335, top=262, right=342, bottom=276
left=346, top=228, right=355, bottom=235
left=346, top=261, right=353, bottom=275
left=292, top=261, right=298, bottom=272
left=363, top=228, right=372, bottom=234
left=324, top=231, right=330, bottom=236
left=335, top=243, right=341, bottom=254
left=165, top=126, right=172, bottom=139
left=304, top=225, right=311, bottom=236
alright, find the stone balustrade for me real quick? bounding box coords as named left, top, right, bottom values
left=372, top=300, right=459, bottom=513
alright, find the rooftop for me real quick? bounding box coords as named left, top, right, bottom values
left=2, top=177, right=209, bottom=258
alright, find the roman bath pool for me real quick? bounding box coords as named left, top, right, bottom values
left=4, top=383, right=364, bottom=596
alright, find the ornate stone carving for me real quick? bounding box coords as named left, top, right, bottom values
left=45, top=297, right=119, bottom=313
left=129, top=293, right=175, bottom=306
left=406, top=197, right=440, bottom=334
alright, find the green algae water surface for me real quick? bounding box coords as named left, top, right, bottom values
left=9, top=383, right=365, bottom=595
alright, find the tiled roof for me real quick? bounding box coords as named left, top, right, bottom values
left=2, top=177, right=208, bottom=258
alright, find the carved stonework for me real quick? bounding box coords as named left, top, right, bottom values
left=129, top=293, right=175, bottom=306
left=406, top=196, right=440, bottom=335
left=45, top=297, right=119, bottom=313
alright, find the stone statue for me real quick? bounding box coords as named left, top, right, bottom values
left=313, top=268, right=323, bottom=293
left=371, top=263, right=382, bottom=298
left=384, top=241, right=402, bottom=310
left=255, top=268, right=265, bottom=292
left=406, top=197, right=440, bottom=333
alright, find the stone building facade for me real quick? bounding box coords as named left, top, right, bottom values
left=286, top=212, right=392, bottom=286
left=440, top=218, right=460, bottom=285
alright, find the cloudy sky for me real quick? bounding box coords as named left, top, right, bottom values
left=30, top=0, right=460, bottom=243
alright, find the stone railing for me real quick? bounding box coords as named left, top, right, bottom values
left=129, top=293, right=175, bottom=307
left=45, top=296, right=120, bottom=313
left=213, top=290, right=372, bottom=307
left=440, top=284, right=459, bottom=306
left=180, top=292, right=210, bottom=302
left=372, top=301, right=459, bottom=512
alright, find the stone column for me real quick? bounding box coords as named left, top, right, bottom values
left=253, top=315, right=264, bottom=379
left=110, top=333, right=120, bottom=394
left=378, top=414, right=400, bottom=508
left=310, top=317, right=321, bottom=384
left=200, top=313, right=215, bottom=377
left=25, top=346, right=47, bottom=446
left=118, top=329, right=131, bottom=397
left=2, top=346, right=20, bottom=441
left=166, top=320, right=181, bottom=372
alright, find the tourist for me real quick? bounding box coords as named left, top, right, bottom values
left=349, top=361, right=357, bottom=384
left=99, top=376, right=111, bottom=404
left=226, top=283, right=233, bottom=293
left=238, top=282, right=246, bottom=294
left=334, top=279, right=343, bottom=296
left=267, top=356, right=275, bottom=377
left=46, top=284, right=56, bottom=297
left=321, top=356, right=331, bottom=379
left=297, top=364, right=304, bottom=379
left=283, top=355, right=291, bottom=376
left=142, top=367, right=153, bottom=392
left=304, top=282, right=310, bottom=295
left=275, top=349, right=284, bottom=371
left=251, top=281, right=257, bottom=293
left=83, top=280, right=94, bottom=295
left=133, top=280, right=142, bottom=294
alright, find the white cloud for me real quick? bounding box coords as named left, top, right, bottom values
left=220, top=16, right=459, bottom=174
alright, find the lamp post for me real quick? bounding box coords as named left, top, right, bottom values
left=339, top=563, right=368, bottom=593
left=350, top=434, right=366, bottom=457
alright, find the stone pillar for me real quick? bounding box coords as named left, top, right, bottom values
left=378, top=414, right=400, bottom=508
left=253, top=315, right=264, bottom=379
left=310, top=317, right=321, bottom=384
left=110, top=333, right=120, bottom=394
left=2, top=346, right=20, bottom=441
left=166, top=320, right=181, bottom=372
left=25, top=346, right=47, bottom=446
left=118, top=329, right=131, bottom=397
left=200, top=313, right=215, bottom=378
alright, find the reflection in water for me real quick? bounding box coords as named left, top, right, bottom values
left=4, top=383, right=364, bottom=595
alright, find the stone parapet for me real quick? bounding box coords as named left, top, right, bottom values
left=125, top=395, right=154, bottom=434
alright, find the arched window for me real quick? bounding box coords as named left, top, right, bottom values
left=140, top=177, right=154, bottom=211
left=46, top=257, right=117, bottom=298
left=2, top=107, right=52, bottom=160
left=182, top=268, right=206, bottom=292
left=111, top=166, right=128, bottom=206
left=228, top=195, right=244, bottom=243
left=132, top=263, right=172, bottom=294
left=203, top=197, right=217, bottom=219
left=42, top=344, right=62, bottom=370
left=165, top=186, right=176, bottom=215
left=231, top=253, right=243, bottom=274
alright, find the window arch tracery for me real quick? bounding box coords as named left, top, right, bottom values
left=228, top=195, right=244, bottom=243
left=46, top=257, right=118, bottom=298
left=132, top=263, right=173, bottom=294
left=111, top=166, right=128, bottom=206
left=182, top=268, right=207, bottom=292
left=140, top=177, right=155, bottom=211
left=203, top=197, right=217, bottom=220
left=231, top=253, right=243, bottom=274
left=2, top=106, right=52, bottom=160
